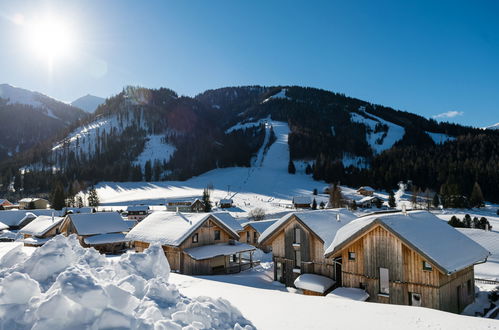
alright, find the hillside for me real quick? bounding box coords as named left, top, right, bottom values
left=0, top=84, right=87, bottom=161
left=1, top=85, right=499, bottom=202
left=71, top=94, right=106, bottom=113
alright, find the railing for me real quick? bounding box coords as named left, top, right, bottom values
left=475, top=278, right=499, bottom=285
left=213, top=260, right=261, bottom=275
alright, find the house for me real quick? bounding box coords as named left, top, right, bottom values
left=239, top=219, right=277, bottom=252
left=258, top=209, right=357, bottom=288
left=59, top=212, right=131, bottom=254
left=19, top=215, right=64, bottom=246
left=219, top=199, right=233, bottom=209
left=19, top=198, right=49, bottom=210
left=166, top=199, right=205, bottom=212
left=356, top=196, right=384, bottom=209
left=126, top=212, right=257, bottom=275
left=324, top=211, right=490, bottom=313
left=357, top=186, right=375, bottom=196
left=0, top=209, right=58, bottom=230
left=62, top=207, right=96, bottom=215
left=0, top=199, right=13, bottom=209
left=126, top=205, right=150, bottom=221
left=292, top=196, right=312, bottom=209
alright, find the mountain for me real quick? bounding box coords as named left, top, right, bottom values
left=0, top=84, right=87, bottom=161
left=483, top=123, right=499, bottom=130
left=2, top=85, right=499, bottom=203
left=71, top=94, right=106, bottom=113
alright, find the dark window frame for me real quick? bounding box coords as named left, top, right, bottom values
left=348, top=251, right=356, bottom=261
left=192, top=233, right=199, bottom=243
left=214, top=230, right=221, bottom=241
left=422, top=261, right=433, bottom=271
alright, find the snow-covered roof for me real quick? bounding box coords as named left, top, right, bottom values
left=294, top=274, right=336, bottom=294
left=0, top=222, right=8, bottom=231
left=19, top=198, right=47, bottom=203
left=184, top=242, right=255, bottom=260
left=66, top=212, right=129, bottom=236
left=292, top=196, right=312, bottom=204
left=357, top=186, right=374, bottom=192
left=126, top=205, right=150, bottom=212
left=0, top=199, right=11, bottom=205
left=243, top=219, right=278, bottom=234
left=326, top=287, right=369, bottom=301
left=83, top=233, right=131, bottom=245
left=21, top=236, right=50, bottom=246
left=259, top=209, right=358, bottom=250
left=62, top=207, right=95, bottom=214
left=325, top=211, right=491, bottom=274
left=0, top=210, right=58, bottom=227
left=126, top=212, right=239, bottom=246
left=212, top=212, right=243, bottom=232
left=219, top=199, right=233, bottom=204
left=19, top=215, right=64, bottom=236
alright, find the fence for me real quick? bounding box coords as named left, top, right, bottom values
left=475, top=278, right=499, bottom=285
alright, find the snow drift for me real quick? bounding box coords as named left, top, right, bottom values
left=0, top=235, right=253, bottom=329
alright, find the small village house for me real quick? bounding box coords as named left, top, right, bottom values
left=60, top=212, right=131, bottom=254
left=239, top=219, right=277, bottom=253
left=0, top=209, right=58, bottom=230
left=19, top=214, right=64, bottom=246
left=324, top=211, right=490, bottom=313
left=357, top=186, right=375, bottom=197
left=19, top=198, right=49, bottom=210
left=62, top=207, right=96, bottom=215
left=0, top=199, right=13, bottom=209
left=258, top=209, right=357, bottom=290
left=219, top=199, right=234, bottom=209
left=292, top=196, right=312, bottom=209
left=126, top=205, right=150, bottom=221
left=127, top=211, right=257, bottom=275
left=166, top=199, right=205, bottom=212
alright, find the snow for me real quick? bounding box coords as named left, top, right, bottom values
left=70, top=94, right=106, bottom=113
left=242, top=219, right=277, bottom=234
left=0, top=235, right=253, bottom=329
left=0, top=222, right=7, bottom=231
left=327, top=287, right=370, bottom=301
left=426, top=132, right=455, bottom=144
left=350, top=110, right=405, bottom=154
left=358, top=186, right=375, bottom=192
left=67, top=212, right=130, bottom=235
left=293, top=273, right=335, bottom=293
left=0, top=209, right=59, bottom=228
left=342, top=153, right=369, bottom=169
left=326, top=211, right=490, bottom=274
left=225, top=116, right=269, bottom=134
left=483, top=122, right=499, bottom=130
left=292, top=196, right=311, bottom=204
left=18, top=215, right=64, bottom=236
left=456, top=228, right=499, bottom=281
left=259, top=209, right=358, bottom=250
left=83, top=233, right=131, bottom=245
left=212, top=212, right=243, bottom=232
left=133, top=134, right=176, bottom=170
left=262, top=88, right=290, bottom=103
left=21, top=236, right=50, bottom=246
left=184, top=242, right=255, bottom=260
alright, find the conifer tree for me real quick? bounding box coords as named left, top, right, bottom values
left=312, top=198, right=317, bottom=210
left=51, top=182, right=66, bottom=210
left=87, top=186, right=100, bottom=207
left=202, top=187, right=212, bottom=212
left=432, top=193, right=440, bottom=209
left=388, top=190, right=396, bottom=208
left=288, top=160, right=296, bottom=174
left=469, top=182, right=484, bottom=208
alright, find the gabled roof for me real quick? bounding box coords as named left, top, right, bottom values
left=19, top=215, right=64, bottom=236
left=0, top=221, right=8, bottom=231
left=325, top=211, right=490, bottom=274
left=219, top=199, right=233, bottom=204
left=19, top=197, right=47, bottom=203
left=66, top=212, right=129, bottom=236
left=126, top=212, right=239, bottom=246
left=258, top=209, right=357, bottom=250
left=292, top=196, right=312, bottom=204
left=357, top=186, right=374, bottom=192
left=242, top=219, right=278, bottom=234
left=0, top=209, right=59, bottom=227
left=211, top=212, right=243, bottom=232
left=0, top=199, right=11, bottom=205
left=126, top=205, right=150, bottom=212
left=62, top=207, right=95, bottom=214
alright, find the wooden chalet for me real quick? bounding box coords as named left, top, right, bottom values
left=357, top=186, right=375, bottom=197
left=219, top=199, right=234, bottom=209
left=166, top=199, right=205, bottom=212
left=0, top=199, right=13, bottom=209
left=0, top=209, right=58, bottom=230
left=258, top=209, right=357, bottom=288
left=324, top=211, right=490, bottom=313
left=292, top=196, right=312, bottom=209
left=127, top=211, right=257, bottom=275
left=19, top=215, right=64, bottom=246
left=239, top=219, right=277, bottom=253
left=19, top=198, right=49, bottom=210
left=60, top=212, right=131, bottom=254
left=126, top=205, right=150, bottom=221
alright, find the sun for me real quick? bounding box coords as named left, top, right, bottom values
left=27, top=16, right=74, bottom=62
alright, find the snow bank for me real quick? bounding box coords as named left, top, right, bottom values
left=293, top=273, right=335, bottom=294
left=0, top=235, right=254, bottom=329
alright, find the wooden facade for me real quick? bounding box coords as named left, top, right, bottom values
left=238, top=224, right=271, bottom=253
left=262, top=215, right=339, bottom=287
left=328, top=223, right=475, bottom=313
left=134, top=215, right=255, bottom=275
left=19, top=198, right=49, bottom=210
left=22, top=223, right=61, bottom=247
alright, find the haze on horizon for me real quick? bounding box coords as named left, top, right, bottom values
left=0, top=0, right=498, bottom=127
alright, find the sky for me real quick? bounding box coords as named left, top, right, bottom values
left=0, top=0, right=498, bottom=127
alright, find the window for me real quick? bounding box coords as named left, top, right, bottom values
left=246, top=231, right=250, bottom=243
left=294, top=228, right=301, bottom=244
left=379, top=267, right=389, bottom=294
left=294, top=249, right=302, bottom=269
left=253, top=231, right=258, bottom=244
left=214, top=230, right=221, bottom=241
left=467, top=280, right=472, bottom=296
left=192, top=233, right=198, bottom=243
left=348, top=252, right=356, bottom=261
left=422, top=261, right=432, bottom=271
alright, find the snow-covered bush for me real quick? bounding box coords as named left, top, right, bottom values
left=0, top=234, right=254, bottom=329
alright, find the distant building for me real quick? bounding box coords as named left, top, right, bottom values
left=0, top=199, right=13, bottom=209
left=126, top=205, right=150, bottom=221
left=19, top=215, right=64, bottom=246
left=219, top=199, right=233, bottom=209
left=239, top=219, right=277, bottom=253
left=62, top=207, right=96, bottom=215
left=19, top=198, right=49, bottom=210
left=357, top=186, right=375, bottom=197
left=166, top=199, right=205, bottom=212
left=292, top=196, right=312, bottom=209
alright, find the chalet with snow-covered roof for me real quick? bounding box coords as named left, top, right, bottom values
left=219, top=199, right=233, bottom=209
left=324, top=211, right=490, bottom=313
left=0, top=199, right=13, bottom=209
left=19, top=215, right=64, bottom=246
left=258, top=209, right=357, bottom=288
left=19, top=198, right=49, bottom=210
left=357, top=186, right=375, bottom=196
left=0, top=209, right=58, bottom=230
left=292, top=196, right=312, bottom=209
left=126, top=212, right=256, bottom=275
left=62, top=207, right=96, bottom=215
left=239, top=219, right=277, bottom=253
left=126, top=205, right=150, bottom=221
left=355, top=196, right=384, bottom=209
left=166, top=199, right=205, bottom=212
left=60, top=212, right=131, bottom=254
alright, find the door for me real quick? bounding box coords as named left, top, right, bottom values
left=379, top=267, right=389, bottom=294
left=334, top=257, right=342, bottom=286
left=409, top=292, right=422, bottom=306
left=457, top=285, right=462, bottom=312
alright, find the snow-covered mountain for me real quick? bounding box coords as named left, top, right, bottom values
left=71, top=94, right=106, bottom=113
left=483, top=122, right=499, bottom=130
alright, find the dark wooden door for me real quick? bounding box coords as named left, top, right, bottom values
left=334, top=257, right=342, bottom=286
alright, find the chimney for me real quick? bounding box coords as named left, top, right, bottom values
left=402, top=204, right=408, bottom=216
left=336, top=213, right=340, bottom=222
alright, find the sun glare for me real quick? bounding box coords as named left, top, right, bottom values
left=27, top=16, right=74, bottom=63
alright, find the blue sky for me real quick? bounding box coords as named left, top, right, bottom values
left=0, top=0, right=498, bottom=127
